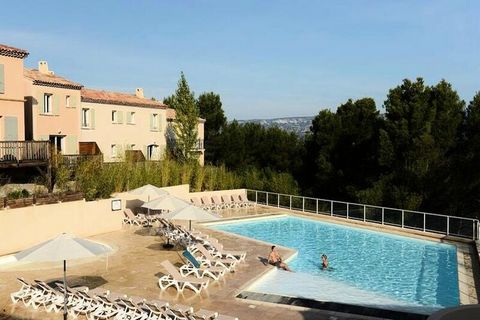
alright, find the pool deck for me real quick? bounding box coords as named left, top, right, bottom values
left=0, top=205, right=478, bottom=319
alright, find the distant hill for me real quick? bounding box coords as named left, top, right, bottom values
left=237, top=116, right=314, bottom=136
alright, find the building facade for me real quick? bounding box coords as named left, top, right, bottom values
left=0, top=44, right=29, bottom=141
left=80, top=88, right=168, bottom=162
left=24, top=62, right=83, bottom=155
left=0, top=42, right=205, bottom=165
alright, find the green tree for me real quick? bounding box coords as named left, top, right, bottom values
left=381, top=78, right=464, bottom=210
left=446, top=92, right=480, bottom=218
left=169, top=72, right=200, bottom=162
left=303, top=98, right=381, bottom=201
left=162, top=95, right=175, bottom=108
left=197, top=92, right=227, bottom=162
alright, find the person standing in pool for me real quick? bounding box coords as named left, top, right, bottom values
left=321, top=254, right=329, bottom=269
left=268, top=246, right=292, bottom=272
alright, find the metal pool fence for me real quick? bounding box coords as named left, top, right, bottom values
left=246, top=189, right=479, bottom=240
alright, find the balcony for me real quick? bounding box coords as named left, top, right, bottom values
left=194, top=139, right=204, bottom=151
left=0, top=141, right=50, bottom=168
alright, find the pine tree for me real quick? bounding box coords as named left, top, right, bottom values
left=170, top=72, right=199, bottom=162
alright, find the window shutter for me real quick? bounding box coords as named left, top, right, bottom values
left=90, top=109, right=96, bottom=128
left=157, top=114, right=162, bottom=131
left=38, top=93, right=44, bottom=114
left=53, top=95, right=60, bottom=114
left=150, top=114, right=154, bottom=130
left=126, top=112, right=131, bottom=124
left=70, top=95, right=77, bottom=108
left=0, top=64, right=5, bottom=94
left=4, top=117, right=18, bottom=141
left=118, top=111, right=123, bottom=124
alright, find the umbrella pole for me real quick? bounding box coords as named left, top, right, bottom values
left=63, top=260, right=67, bottom=320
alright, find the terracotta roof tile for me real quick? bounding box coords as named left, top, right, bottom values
left=81, top=88, right=167, bottom=109
left=24, top=68, right=83, bottom=89
left=0, top=44, right=29, bottom=59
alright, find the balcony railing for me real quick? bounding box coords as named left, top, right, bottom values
left=247, top=189, right=480, bottom=240
left=0, top=141, right=50, bottom=165
left=195, top=139, right=204, bottom=150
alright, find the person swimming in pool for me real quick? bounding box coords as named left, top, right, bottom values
left=321, top=254, right=329, bottom=269
left=268, top=246, right=292, bottom=272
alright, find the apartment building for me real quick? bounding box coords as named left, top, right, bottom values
left=24, top=62, right=83, bottom=155
left=80, top=88, right=168, bottom=162
left=0, top=42, right=205, bottom=166
left=0, top=44, right=29, bottom=141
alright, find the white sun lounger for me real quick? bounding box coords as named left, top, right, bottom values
left=68, top=287, right=109, bottom=318
left=231, top=194, right=247, bottom=208
left=87, top=292, right=122, bottom=320
left=191, top=197, right=209, bottom=210
left=239, top=194, right=255, bottom=207
left=221, top=195, right=235, bottom=208
left=158, top=260, right=209, bottom=293
left=123, top=209, right=148, bottom=226
left=10, top=278, right=40, bottom=306
left=30, top=280, right=65, bottom=312
left=140, top=299, right=170, bottom=320
left=211, top=195, right=227, bottom=210
left=208, top=238, right=246, bottom=262
left=193, top=244, right=238, bottom=272
left=180, top=250, right=227, bottom=280
left=201, top=196, right=216, bottom=211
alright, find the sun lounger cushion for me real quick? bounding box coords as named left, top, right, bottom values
left=183, top=250, right=201, bottom=268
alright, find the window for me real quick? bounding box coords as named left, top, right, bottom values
left=111, top=144, right=118, bottom=158
left=152, top=113, right=158, bottom=130
left=65, top=95, right=70, bottom=107
left=129, top=112, right=135, bottom=124
left=147, top=144, right=158, bottom=160
left=112, top=110, right=118, bottom=123
left=81, top=108, right=90, bottom=127
left=43, top=93, right=53, bottom=114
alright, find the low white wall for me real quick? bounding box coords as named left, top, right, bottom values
left=0, top=198, right=125, bottom=256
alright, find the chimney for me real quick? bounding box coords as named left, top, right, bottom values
left=38, top=61, right=53, bottom=74
left=135, top=88, right=144, bottom=99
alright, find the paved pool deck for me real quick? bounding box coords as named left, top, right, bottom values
left=0, top=205, right=478, bottom=320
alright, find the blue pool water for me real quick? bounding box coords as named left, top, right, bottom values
left=211, top=216, right=459, bottom=313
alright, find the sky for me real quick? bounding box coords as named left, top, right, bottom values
left=1, top=1, right=479, bottom=120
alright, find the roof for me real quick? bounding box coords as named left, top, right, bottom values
left=81, top=88, right=167, bottom=109
left=166, top=108, right=205, bottom=123
left=0, top=44, right=29, bottom=59
left=24, top=68, right=83, bottom=90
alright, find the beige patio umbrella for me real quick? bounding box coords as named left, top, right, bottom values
left=128, top=184, right=169, bottom=201
left=162, top=204, right=221, bottom=230
left=141, top=194, right=191, bottom=212
left=15, top=233, right=111, bottom=320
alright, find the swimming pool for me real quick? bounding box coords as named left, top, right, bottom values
left=211, top=216, right=459, bottom=314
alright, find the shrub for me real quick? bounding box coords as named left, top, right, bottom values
left=7, top=189, right=30, bottom=200
left=65, top=156, right=299, bottom=200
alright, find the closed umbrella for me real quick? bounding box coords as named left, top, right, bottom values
left=162, top=204, right=220, bottom=230
left=15, top=233, right=111, bottom=320
left=128, top=184, right=169, bottom=201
